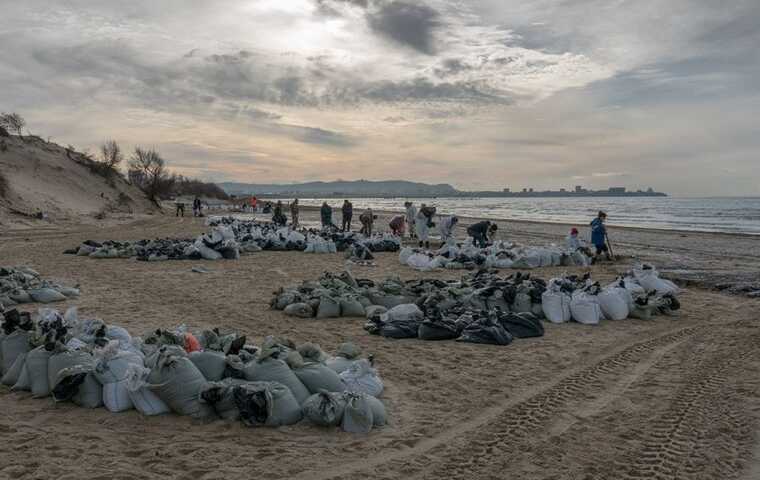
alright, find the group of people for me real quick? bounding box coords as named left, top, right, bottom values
left=244, top=197, right=614, bottom=261
left=175, top=197, right=205, bottom=217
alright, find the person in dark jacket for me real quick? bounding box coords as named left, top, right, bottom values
left=272, top=200, right=287, bottom=226
left=175, top=199, right=185, bottom=217
left=359, top=208, right=376, bottom=236
left=467, top=221, right=497, bottom=248
left=321, top=202, right=334, bottom=229
left=192, top=197, right=202, bottom=217
left=590, top=211, right=611, bottom=259
left=290, top=199, right=299, bottom=228
left=341, top=200, right=353, bottom=232
left=389, top=215, right=406, bottom=236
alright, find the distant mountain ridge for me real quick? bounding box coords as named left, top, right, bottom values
left=219, top=180, right=459, bottom=197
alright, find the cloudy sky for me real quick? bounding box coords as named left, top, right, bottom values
left=1, top=0, right=758, bottom=196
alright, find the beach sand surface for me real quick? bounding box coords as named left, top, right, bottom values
left=1, top=210, right=759, bottom=480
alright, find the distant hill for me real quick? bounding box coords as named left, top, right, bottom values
left=0, top=134, right=158, bottom=225
left=219, top=180, right=459, bottom=197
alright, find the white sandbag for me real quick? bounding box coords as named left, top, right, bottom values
left=189, top=350, right=227, bottom=381
left=147, top=347, right=214, bottom=418
left=633, top=265, right=679, bottom=295
left=124, top=364, right=171, bottom=416
left=243, top=357, right=311, bottom=404
left=570, top=292, right=603, bottom=325
left=406, top=253, right=435, bottom=271
left=2, top=330, right=30, bottom=374
left=26, top=345, right=53, bottom=397
left=598, top=288, right=631, bottom=321
left=12, top=362, right=31, bottom=391
left=541, top=291, right=572, bottom=323
left=103, top=379, right=133, bottom=413
left=341, top=392, right=374, bottom=434
left=48, top=350, right=93, bottom=390
left=339, top=359, right=384, bottom=397
left=316, top=296, right=341, bottom=319
left=398, top=247, right=414, bottom=265
left=283, top=303, right=314, bottom=318
left=294, top=362, right=346, bottom=394
left=73, top=372, right=103, bottom=409
left=2, top=352, right=27, bottom=386
left=28, top=288, right=67, bottom=303
left=386, top=304, right=424, bottom=323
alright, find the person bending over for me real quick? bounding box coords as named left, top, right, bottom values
left=467, top=220, right=497, bottom=248
left=439, top=216, right=459, bottom=246
left=415, top=204, right=437, bottom=248
left=389, top=215, right=406, bottom=236
left=359, top=208, right=376, bottom=236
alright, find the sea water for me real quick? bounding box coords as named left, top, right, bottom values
left=287, top=197, right=760, bottom=235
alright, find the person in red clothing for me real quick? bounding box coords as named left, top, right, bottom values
left=249, top=196, right=258, bottom=212
left=389, top=215, right=406, bottom=236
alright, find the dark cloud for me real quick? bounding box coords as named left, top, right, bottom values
left=367, top=1, right=441, bottom=55
left=434, top=58, right=473, bottom=78
left=360, top=77, right=510, bottom=104
left=275, top=125, right=358, bottom=147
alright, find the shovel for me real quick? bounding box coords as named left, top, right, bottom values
left=605, top=233, right=616, bottom=260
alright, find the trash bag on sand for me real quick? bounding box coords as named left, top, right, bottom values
left=302, top=391, right=347, bottom=427
left=339, top=359, right=384, bottom=397
left=26, top=346, right=53, bottom=397
left=234, top=381, right=303, bottom=427
left=417, top=316, right=462, bottom=341
left=633, top=265, right=679, bottom=295
left=52, top=364, right=103, bottom=409
left=379, top=304, right=424, bottom=339
left=457, top=317, right=513, bottom=346
left=497, top=312, right=544, bottom=338
left=340, top=296, right=366, bottom=317
left=542, top=288, right=572, bottom=324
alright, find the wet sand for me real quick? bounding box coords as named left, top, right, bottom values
left=1, top=210, right=759, bottom=480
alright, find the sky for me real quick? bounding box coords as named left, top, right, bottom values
left=0, top=0, right=758, bottom=196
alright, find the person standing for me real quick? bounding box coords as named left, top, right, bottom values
left=341, top=200, right=354, bottom=232
left=467, top=220, right=497, bottom=248
left=273, top=200, right=287, bottom=226
left=438, top=215, right=459, bottom=246
left=175, top=198, right=185, bottom=217
left=249, top=196, right=258, bottom=213
left=192, top=196, right=202, bottom=217
left=405, top=202, right=417, bottom=239
left=290, top=199, right=300, bottom=228
left=590, top=211, right=611, bottom=260
left=359, top=208, right=375, bottom=236
left=321, top=201, right=333, bottom=229
left=415, top=204, right=436, bottom=248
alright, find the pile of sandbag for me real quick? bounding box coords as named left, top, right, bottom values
left=64, top=225, right=241, bottom=262
left=399, top=240, right=590, bottom=272
left=542, top=265, right=681, bottom=325
left=0, top=308, right=386, bottom=433
left=273, top=269, right=545, bottom=346
left=0, top=267, right=80, bottom=309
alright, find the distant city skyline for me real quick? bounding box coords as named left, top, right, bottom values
left=1, top=1, right=758, bottom=196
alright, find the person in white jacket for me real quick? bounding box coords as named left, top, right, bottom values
left=404, top=202, right=417, bottom=239
left=438, top=215, right=459, bottom=246
left=415, top=205, right=436, bottom=248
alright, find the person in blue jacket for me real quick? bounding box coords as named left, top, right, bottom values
left=590, top=211, right=611, bottom=260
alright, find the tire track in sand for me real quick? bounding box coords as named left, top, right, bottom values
left=299, top=324, right=702, bottom=480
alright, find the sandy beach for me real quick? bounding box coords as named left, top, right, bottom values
left=1, top=208, right=759, bottom=480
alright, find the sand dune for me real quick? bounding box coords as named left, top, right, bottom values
left=0, top=135, right=157, bottom=229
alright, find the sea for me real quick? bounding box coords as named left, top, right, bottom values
left=282, top=197, right=760, bottom=235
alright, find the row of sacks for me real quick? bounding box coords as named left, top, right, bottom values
left=399, top=241, right=591, bottom=272
left=541, top=264, right=681, bottom=325
left=0, top=307, right=386, bottom=433
left=207, top=217, right=400, bottom=255
left=364, top=303, right=544, bottom=346
left=63, top=225, right=243, bottom=262
left=0, top=266, right=80, bottom=309
left=273, top=269, right=550, bottom=328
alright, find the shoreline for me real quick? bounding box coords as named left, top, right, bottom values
left=265, top=204, right=760, bottom=239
